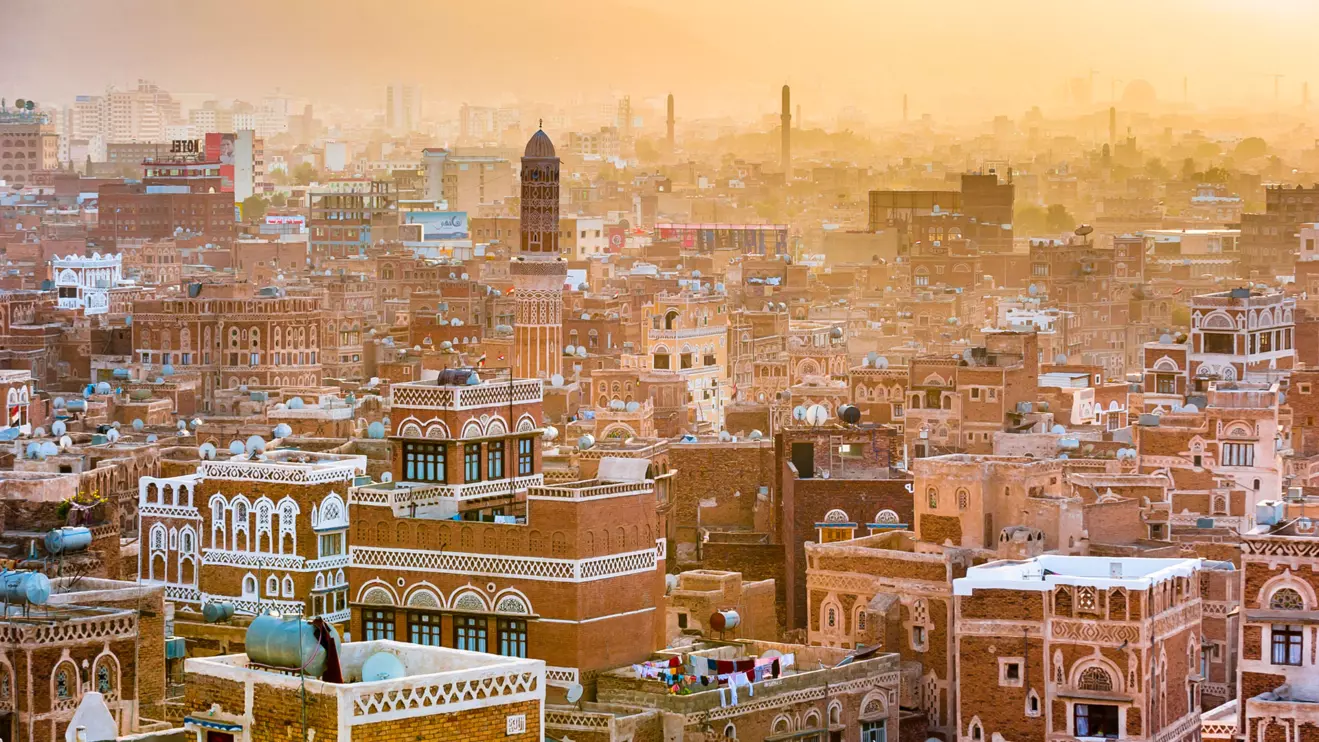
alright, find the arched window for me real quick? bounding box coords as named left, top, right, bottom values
left=242, top=573, right=257, bottom=597
left=282, top=575, right=295, bottom=597
left=876, top=509, right=900, bottom=524
left=266, top=575, right=280, bottom=596
left=957, top=488, right=969, bottom=510
left=55, top=666, right=73, bottom=699
left=1271, top=588, right=1305, bottom=611
left=927, top=487, right=939, bottom=509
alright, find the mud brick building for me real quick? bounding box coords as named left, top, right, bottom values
left=806, top=531, right=979, bottom=739
left=777, top=423, right=911, bottom=632
left=1230, top=502, right=1319, bottom=742
left=1134, top=382, right=1282, bottom=535
left=137, top=450, right=366, bottom=619
left=0, top=577, right=166, bottom=742
left=1187, top=289, right=1295, bottom=386
left=183, top=640, right=544, bottom=742
left=954, top=556, right=1206, bottom=742
left=905, top=331, right=1038, bottom=459
left=912, top=455, right=1085, bottom=553
left=131, top=290, right=327, bottom=410
left=346, top=370, right=667, bottom=695
left=665, top=569, right=778, bottom=644
left=586, top=640, right=904, bottom=742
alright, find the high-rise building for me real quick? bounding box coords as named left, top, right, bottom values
left=511, top=129, right=566, bottom=381
left=386, top=83, right=419, bottom=134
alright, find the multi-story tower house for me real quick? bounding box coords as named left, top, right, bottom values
left=1228, top=501, right=1319, bottom=742
left=1189, top=288, right=1295, bottom=387
left=955, top=556, right=1207, bottom=742
left=512, top=129, right=566, bottom=381
left=644, top=289, right=729, bottom=427
left=347, top=369, right=667, bottom=693
left=131, top=290, right=325, bottom=410
left=138, top=450, right=366, bottom=619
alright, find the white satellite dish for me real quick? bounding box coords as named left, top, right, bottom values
left=551, top=373, right=565, bottom=387
left=566, top=683, right=584, bottom=704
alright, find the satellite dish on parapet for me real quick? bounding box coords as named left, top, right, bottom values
left=566, top=683, right=585, bottom=704
left=551, top=374, right=565, bottom=387
left=361, top=652, right=407, bottom=682
left=1075, top=224, right=1094, bottom=237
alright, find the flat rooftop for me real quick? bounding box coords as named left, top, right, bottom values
left=953, top=555, right=1201, bottom=595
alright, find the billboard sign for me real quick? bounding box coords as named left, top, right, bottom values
left=204, top=133, right=236, bottom=193
left=404, top=211, right=469, bottom=240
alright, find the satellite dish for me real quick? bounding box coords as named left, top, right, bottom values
left=51, top=420, right=66, bottom=436
left=245, top=436, right=266, bottom=455
left=228, top=440, right=245, bottom=455
left=839, top=405, right=862, bottom=425
left=1075, top=224, right=1094, bottom=237
left=806, top=404, right=828, bottom=426
left=381, top=472, right=393, bottom=483
left=566, top=683, right=585, bottom=704
left=273, top=423, right=293, bottom=438
left=565, top=344, right=576, bottom=355
left=749, top=429, right=763, bottom=440
left=367, top=421, right=386, bottom=439
left=361, top=652, right=407, bottom=681
left=792, top=405, right=807, bottom=421
left=625, top=401, right=640, bottom=413
left=551, top=373, right=565, bottom=387
left=718, top=430, right=732, bottom=441
left=59, top=435, right=73, bottom=450
left=1054, top=353, right=1068, bottom=364
left=105, top=428, right=120, bottom=443
left=132, top=419, right=144, bottom=431
left=199, top=442, right=217, bottom=460
left=146, top=434, right=158, bottom=443
left=543, top=425, right=559, bottom=441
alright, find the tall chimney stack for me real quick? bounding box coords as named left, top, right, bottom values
left=1109, top=106, right=1117, bottom=147
left=781, top=84, right=791, bottom=178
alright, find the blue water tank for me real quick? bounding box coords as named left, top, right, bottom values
left=0, top=571, right=51, bottom=605
left=203, top=602, right=236, bottom=623
left=245, top=614, right=340, bottom=678
left=45, top=527, right=93, bottom=555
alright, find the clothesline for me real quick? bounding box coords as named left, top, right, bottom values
left=630, top=653, right=796, bottom=704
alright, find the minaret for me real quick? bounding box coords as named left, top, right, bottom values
left=666, top=93, right=675, bottom=148
left=512, top=127, right=565, bottom=381
left=1108, top=106, right=1117, bottom=148
left=781, top=84, right=791, bottom=177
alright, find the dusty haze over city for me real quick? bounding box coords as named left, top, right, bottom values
left=6, top=0, right=1319, bottom=122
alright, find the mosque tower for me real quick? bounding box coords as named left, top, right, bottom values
left=512, top=127, right=565, bottom=381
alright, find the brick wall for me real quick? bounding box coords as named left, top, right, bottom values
left=957, top=635, right=1047, bottom=742
left=919, top=514, right=962, bottom=546
left=958, top=590, right=1043, bottom=621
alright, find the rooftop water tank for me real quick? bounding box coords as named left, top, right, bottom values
left=0, top=571, right=51, bottom=605
left=245, top=614, right=340, bottom=679
left=45, top=527, right=92, bottom=555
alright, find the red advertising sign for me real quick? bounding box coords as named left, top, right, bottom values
left=607, top=225, right=626, bottom=254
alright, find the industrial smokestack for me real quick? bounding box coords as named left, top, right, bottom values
left=1109, top=106, right=1116, bottom=147
left=781, top=84, right=791, bottom=178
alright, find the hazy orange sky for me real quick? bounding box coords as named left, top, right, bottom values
left=4, top=0, right=1318, bottom=122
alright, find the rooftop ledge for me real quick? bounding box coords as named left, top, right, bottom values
left=953, top=555, right=1203, bottom=595
left=187, top=640, right=544, bottom=721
